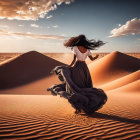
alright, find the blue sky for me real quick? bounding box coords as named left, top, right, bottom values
left=0, top=0, right=140, bottom=53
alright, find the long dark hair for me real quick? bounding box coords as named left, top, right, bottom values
left=64, top=34, right=106, bottom=50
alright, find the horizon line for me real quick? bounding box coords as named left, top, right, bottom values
left=0, top=51, right=140, bottom=54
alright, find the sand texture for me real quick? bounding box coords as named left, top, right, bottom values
left=0, top=94, right=140, bottom=140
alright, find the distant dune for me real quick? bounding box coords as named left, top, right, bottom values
left=88, top=51, right=140, bottom=86
left=0, top=51, right=64, bottom=89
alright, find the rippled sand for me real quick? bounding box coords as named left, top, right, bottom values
left=0, top=94, right=140, bottom=140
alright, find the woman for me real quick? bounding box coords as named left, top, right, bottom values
left=47, top=34, right=107, bottom=115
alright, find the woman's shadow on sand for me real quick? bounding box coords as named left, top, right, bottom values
left=80, top=112, right=140, bottom=124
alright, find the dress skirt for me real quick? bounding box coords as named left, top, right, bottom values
left=70, top=61, right=93, bottom=88
left=47, top=60, right=107, bottom=115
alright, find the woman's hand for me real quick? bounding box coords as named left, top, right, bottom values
left=88, top=54, right=99, bottom=61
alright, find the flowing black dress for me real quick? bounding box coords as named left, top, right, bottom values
left=47, top=50, right=107, bottom=115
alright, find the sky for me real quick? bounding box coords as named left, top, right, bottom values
left=0, top=0, right=140, bottom=53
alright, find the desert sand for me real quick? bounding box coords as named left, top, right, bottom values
left=0, top=51, right=140, bottom=139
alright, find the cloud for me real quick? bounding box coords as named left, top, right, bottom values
left=108, top=18, right=140, bottom=38
left=31, top=24, right=39, bottom=28
left=47, top=25, right=59, bottom=29
left=0, top=0, right=74, bottom=20
left=52, top=25, right=59, bottom=28
left=0, top=29, right=65, bottom=40
left=46, top=15, right=53, bottom=19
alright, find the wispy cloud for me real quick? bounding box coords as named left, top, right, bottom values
left=46, top=15, right=53, bottom=19
left=47, top=25, right=59, bottom=29
left=0, top=0, right=74, bottom=20
left=108, top=18, right=140, bottom=38
left=0, top=29, right=65, bottom=40
left=52, top=25, right=59, bottom=28
left=31, top=24, right=39, bottom=28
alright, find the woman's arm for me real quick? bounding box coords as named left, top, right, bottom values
left=67, top=54, right=76, bottom=68
left=88, top=54, right=99, bottom=61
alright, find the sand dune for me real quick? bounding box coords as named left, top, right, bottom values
left=0, top=51, right=64, bottom=89
left=0, top=94, right=140, bottom=139
left=88, top=51, right=140, bottom=86
left=0, top=51, right=98, bottom=94
left=108, top=79, right=140, bottom=94
left=0, top=51, right=93, bottom=90
left=100, top=70, right=140, bottom=91
left=0, top=51, right=139, bottom=94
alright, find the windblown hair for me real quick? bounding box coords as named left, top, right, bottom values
left=64, top=34, right=106, bottom=50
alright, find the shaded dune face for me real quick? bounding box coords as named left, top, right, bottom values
left=0, top=51, right=64, bottom=89
left=88, top=51, right=140, bottom=86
